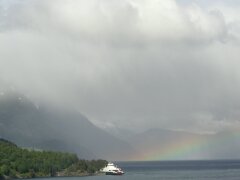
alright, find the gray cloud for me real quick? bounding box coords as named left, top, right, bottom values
left=1, top=0, right=240, bottom=133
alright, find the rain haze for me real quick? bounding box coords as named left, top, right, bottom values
left=1, top=0, right=240, bottom=160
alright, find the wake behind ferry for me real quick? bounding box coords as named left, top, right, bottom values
left=100, top=162, right=124, bottom=175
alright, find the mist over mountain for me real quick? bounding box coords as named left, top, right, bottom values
left=0, top=90, right=135, bottom=161
left=1, top=0, right=240, bottom=135
left=1, top=0, right=240, bottom=163
left=1, top=90, right=240, bottom=161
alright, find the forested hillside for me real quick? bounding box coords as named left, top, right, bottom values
left=0, top=139, right=107, bottom=179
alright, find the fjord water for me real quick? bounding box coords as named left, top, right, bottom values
left=115, top=160, right=240, bottom=180
left=40, top=160, right=240, bottom=180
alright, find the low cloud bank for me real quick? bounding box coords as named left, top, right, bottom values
left=1, top=0, right=240, bottom=133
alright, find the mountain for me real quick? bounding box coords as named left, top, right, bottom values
left=99, top=126, right=137, bottom=142
left=0, top=91, right=135, bottom=160
left=2, top=90, right=238, bottom=161
left=126, top=128, right=240, bottom=160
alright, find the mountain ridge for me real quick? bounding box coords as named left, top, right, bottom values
left=0, top=91, right=135, bottom=161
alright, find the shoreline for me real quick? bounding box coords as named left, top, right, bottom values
left=2, top=172, right=105, bottom=180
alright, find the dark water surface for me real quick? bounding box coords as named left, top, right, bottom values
left=35, top=160, right=240, bottom=180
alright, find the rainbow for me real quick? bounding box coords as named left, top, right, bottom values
left=129, top=130, right=240, bottom=161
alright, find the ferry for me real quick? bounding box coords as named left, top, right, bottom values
left=100, top=162, right=124, bottom=175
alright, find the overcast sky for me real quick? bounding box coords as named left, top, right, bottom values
left=1, top=0, right=240, bottom=134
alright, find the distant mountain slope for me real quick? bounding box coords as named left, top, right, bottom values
left=127, top=128, right=240, bottom=160
left=0, top=91, right=135, bottom=160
